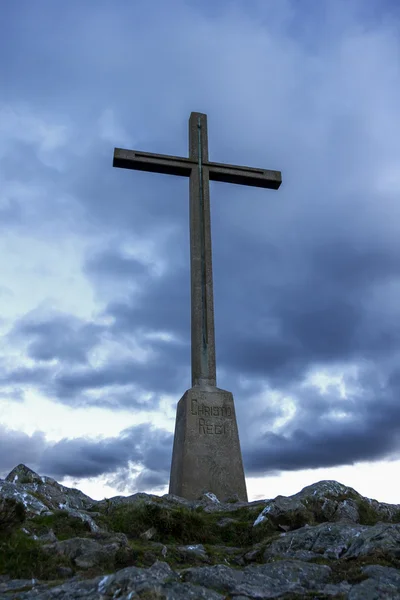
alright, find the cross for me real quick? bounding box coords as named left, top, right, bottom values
left=113, top=112, right=281, bottom=389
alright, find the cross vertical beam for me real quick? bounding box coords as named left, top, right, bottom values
left=189, top=112, right=216, bottom=388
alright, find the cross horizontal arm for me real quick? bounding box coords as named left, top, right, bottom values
left=114, top=148, right=282, bottom=190
left=113, top=148, right=194, bottom=177
left=208, top=161, right=281, bottom=190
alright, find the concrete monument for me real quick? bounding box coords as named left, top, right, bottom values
left=113, top=112, right=281, bottom=501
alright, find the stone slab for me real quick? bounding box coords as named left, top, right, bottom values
left=169, top=386, right=248, bottom=501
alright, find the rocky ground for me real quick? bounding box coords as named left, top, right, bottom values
left=0, top=464, right=400, bottom=599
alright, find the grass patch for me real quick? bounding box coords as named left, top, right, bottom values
left=324, top=492, right=359, bottom=502
left=17, top=476, right=32, bottom=485
left=310, top=555, right=368, bottom=584
left=26, top=510, right=92, bottom=540
left=104, top=502, right=263, bottom=547
left=274, top=507, right=315, bottom=530
left=114, top=541, right=163, bottom=569
left=0, top=529, right=73, bottom=580
left=0, top=497, right=26, bottom=537
left=113, top=540, right=208, bottom=571
left=203, top=544, right=249, bottom=569
left=311, top=549, right=400, bottom=585
left=392, top=510, right=400, bottom=523
left=302, top=497, right=331, bottom=524
left=106, top=503, right=212, bottom=544
left=355, top=500, right=380, bottom=526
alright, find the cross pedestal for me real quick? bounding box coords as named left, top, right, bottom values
left=169, top=386, right=247, bottom=501
left=113, top=112, right=281, bottom=501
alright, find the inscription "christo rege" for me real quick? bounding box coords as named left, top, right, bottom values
left=190, top=399, right=232, bottom=417
left=198, top=419, right=229, bottom=435
left=191, top=399, right=232, bottom=435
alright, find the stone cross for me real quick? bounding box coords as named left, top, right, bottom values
left=113, top=112, right=281, bottom=502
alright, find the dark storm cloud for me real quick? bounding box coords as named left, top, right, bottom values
left=0, top=364, right=51, bottom=386
left=105, top=264, right=191, bottom=340
left=104, top=428, right=173, bottom=492
left=2, top=250, right=192, bottom=408
left=38, top=426, right=142, bottom=478
left=37, top=423, right=172, bottom=487
left=208, top=186, right=400, bottom=386
left=88, top=198, right=400, bottom=391
left=243, top=370, right=400, bottom=475
left=0, top=355, right=181, bottom=411
left=132, top=469, right=169, bottom=491
left=84, top=248, right=151, bottom=283
left=51, top=351, right=186, bottom=402
left=0, top=426, right=46, bottom=476
left=9, top=311, right=104, bottom=365
left=84, top=238, right=191, bottom=342
left=0, top=423, right=172, bottom=492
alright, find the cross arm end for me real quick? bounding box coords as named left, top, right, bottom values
left=209, top=163, right=282, bottom=190
left=113, top=148, right=194, bottom=177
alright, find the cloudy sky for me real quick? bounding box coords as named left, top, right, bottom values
left=1, top=0, right=400, bottom=504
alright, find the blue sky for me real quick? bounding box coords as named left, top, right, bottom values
left=1, top=0, right=400, bottom=502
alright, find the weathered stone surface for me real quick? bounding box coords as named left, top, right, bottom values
left=1, top=464, right=100, bottom=535
left=4, top=464, right=95, bottom=512
left=344, top=522, right=400, bottom=559
left=169, top=386, right=248, bottom=501
left=140, top=526, right=157, bottom=540
left=349, top=565, right=400, bottom=599
left=176, top=543, right=210, bottom=564
left=182, top=560, right=340, bottom=598
left=263, top=522, right=369, bottom=561
left=41, top=532, right=130, bottom=570
left=37, top=528, right=58, bottom=543
left=1, top=464, right=400, bottom=599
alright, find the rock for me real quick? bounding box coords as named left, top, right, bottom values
left=350, top=564, right=400, bottom=599
left=335, top=498, right=360, bottom=522
left=0, top=463, right=101, bottom=540
left=253, top=494, right=309, bottom=528
left=344, top=522, right=400, bottom=559
left=263, top=522, right=369, bottom=561
left=140, top=526, right=157, bottom=540
left=243, top=540, right=267, bottom=563
left=261, top=521, right=400, bottom=563
left=222, top=493, right=240, bottom=503
left=251, top=481, right=367, bottom=531
left=40, top=532, right=130, bottom=570
left=182, top=560, right=348, bottom=598
left=1, top=464, right=400, bottom=598
left=176, top=544, right=210, bottom=564
left=37, top=528, right=58, bottom=543
left=41, top=537, right=110, bottom=570
left=56, top=566, right=75, bottom=579
left=199, top=492, right=220, bottom=504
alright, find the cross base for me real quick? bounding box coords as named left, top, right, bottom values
left=169, top=386, right=248, bottom=501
